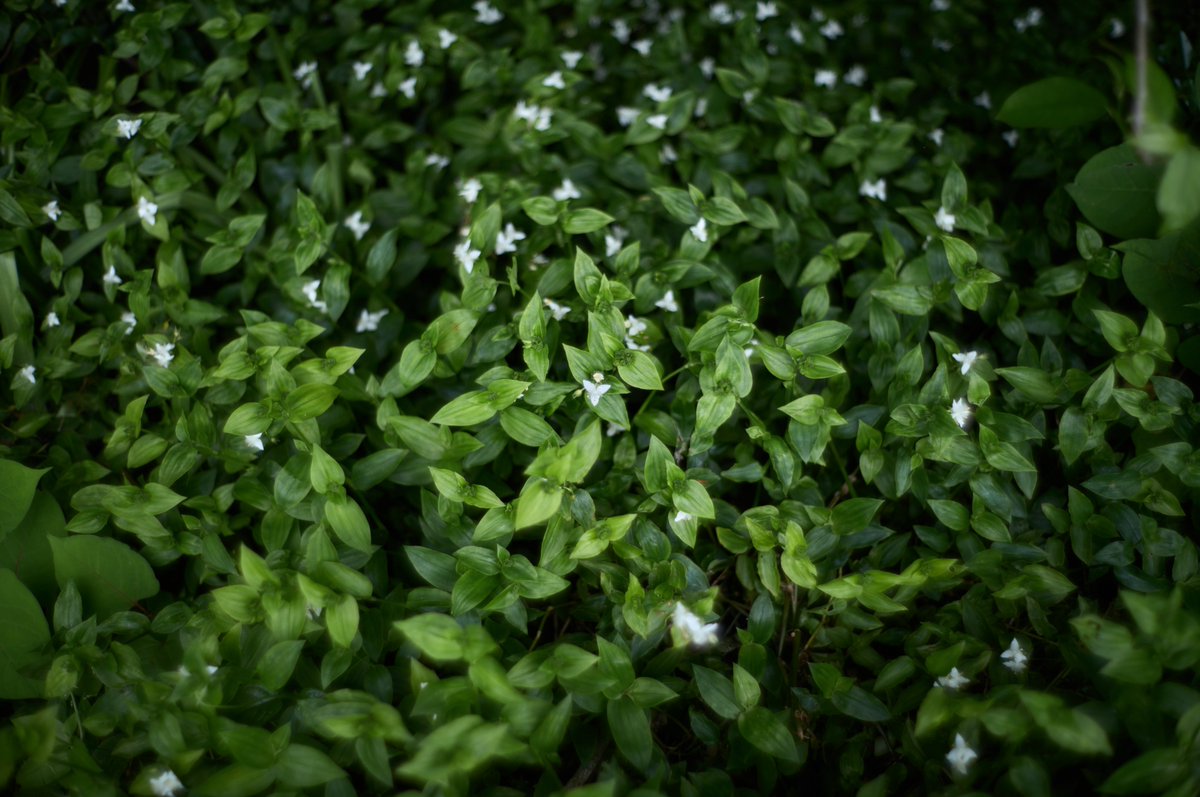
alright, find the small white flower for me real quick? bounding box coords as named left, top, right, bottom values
left=929, top=128, right=945, bottom=146
left=660, top=143, right=678, bottom=164
left=625, top=315, right=648, bottom=337
left=454, top=240, right=482, bottom=274
left=543, top=298, right=570, bottom=321
left=844, top=65, right=867, bottom=86
left=974, top=91, right=991, bottom=110
left=425, top=153, right=450, bottom=170
left=149, top=769, right=183, bottom=797
left=611, top=18, right=631, bottom=43
left=370, top=82, right=388, bottom=98
left=1014, top=8, right=1043, bottom=32
left=136, top=196, right=158, bottom=226
left=244, top=433, right=264, bottom=452
left=1109, top=18, right=1125, bottom=38
left=301, top=279, right=327, bottom=313
left=582, top=375, right=611, bottom=406
left=17, top=365, right=36, bottom=385
left=694, top=97, right=709, bottom=118
left=344, top=210, right=371, bottom=241
left=45, top=312, right=61, bottom=329
left=742, top=90, right=757, bottom=105
left=690, top=218, right=708, bottom=243
left=672, top=602, right=719, bottom=648
left=474, top=0, right=502, bottom=24
left=405, top=40, right=424, bottom=68
left=644, top=84, right=673, bottom=104
left=147, top=342, right=175, bottom=368
left=655, top=289, right=679, bottom=312
left=533, top=107, right=553, bottom=131
left=543, top=71, right=566, bottom=90
left=494, top=222, right=526, bottom=256
left=399, top=77, right=417, bottom=99
left=945, top=734, right=977, bottom=775
left=561, top=50, right=583, bottom=68
left=788, top=23, right=805, bottom=44
left=103, top=265, right=123, bottom=286
left=646, top=114, right=668, bottom=130
left=1001, top=638, right=1028, bottom=673
left=935, top=206, right=956, bottom=233
left=819, top=19, right=843, bottom=39
left=931, top=0, right=950, bottom=10
left=932, top=37, right=953, bottom=51
left=951, top=350, right=978, bottom=376
left=699, top=57, right=715, bottom=79
left=205, top=665, right=218, bottom=675
left=814, top=69, right=838, bottom=88
left=756, top=1, right=778, bottom=21
left=43, top=200, right=62, bottom=222
left=869, top=105, right=883, bottom=124
left=631, top=39, right=653, bottom=56
left=514, top=100, right=540, bottom=123
left=606, top=423, right=624, bottom=437
left=356, top=308, right=389, bottom=333
left=1003, top=130, right=1020, bottom=148
left=950, top=397, right=973, bottom=429
left=936, top=666, right=970, bottom=689
left=54, top=0, right=67, bottom=6
left=859, top=178, right=887, bottom=201
left=352, top=61, right=372, bottom=81
left=552, top=178, right=581, bottom=202
left=116, top=118, right=142, bottom=139
left=710, top=3, right=734, bottom=25
left=605, top=226, right=627, bottom=257
left=121, top=311, right=136, bottom=334
left=459, top=177, right=483, bottom=204
left=115, top=0, right=134, bottom=12
left=617, top=106, right=640, bottom=127
left=744, top=338, right=759, bottom=358
left=438, top=28, right=458, bottom=49
left=674, top=510, right=693, bottom=523
left=293, top=61, right=318, bottom=89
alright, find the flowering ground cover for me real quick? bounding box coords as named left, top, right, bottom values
left=2, top=1, right=1199, bottom=795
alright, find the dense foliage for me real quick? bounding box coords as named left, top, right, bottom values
left=2, top=1, right=1199, bottom=795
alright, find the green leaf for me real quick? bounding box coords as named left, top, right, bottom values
left=47, top=535, right=159, bottom=619
left=0, top=568, right=51, bottom=698
left=618, top=351, right=663, bottom=391
left=515, top=478, right=562, bottom=529
left=1066, top=144, right=1164, bottom=240
left=737, top=707, right=800, bottom=764
left=1019, top=691, right=1112, bottom=755
left=1158, top=145, right=1200, bottom=232
left=692, top=665, right=741, bottom=720
left=786, top=321, right=852, bottom=355
left=394, top=613, right=465, bottom=662
left=607, top=695, right=653, bottom=771
left=831, top=498, right=883, bottom=535
left=831, top=686, right=891, bottom=722
left=323, top=493, right=372, bottom=552
left=995, top=367, right=1059, bottom=404
left=0, top=459, right=48, bottom=538
left=275, top=744, right=344, bottom=788
left=562, top=208, right=615, bottom=234
left=701, top=197, right=748, bottom=226
left=284, top=384, right=339, bottom=421
left=522, top=196, right=560, bottom=226
left=654, top=186, right=700, bottom=225
left=430, top=390, right=496, bottom=426
left=1117, top=220, right=1200, bottom=324
left=996, top=77, right=1108, bottom=128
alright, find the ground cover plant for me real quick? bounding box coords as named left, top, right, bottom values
left=1, top=0, right=1199, bottom=795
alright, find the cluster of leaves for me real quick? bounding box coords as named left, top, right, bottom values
left=1, top=1, right=1199, bottom=796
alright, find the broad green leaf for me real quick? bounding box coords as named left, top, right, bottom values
left=0, top=568, right=51, bottom=698
left=0, top=459, right=48, bottom=539
left=48, top=535, right=159, bottom=619
left=996, top=77, right=1108, bottom=128
left=737, top=707, right=800, bottom=764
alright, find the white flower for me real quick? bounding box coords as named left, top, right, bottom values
left=459, top=177, right=483, bottom=204
left=474, top=0, right=502, bottom=24
left=244, top=433, right=264, bottom=452
left=644, top=84, right=673, bottom=103
left=514, top=100, right=540, bottom=123
left=301, top=279, right=327, bottom=313
left=103, top=265, right=123, bottom=286
left=115, top=0, right=134, bottom=12
left=533, top=107, right=553, bottom=131
left=352, top=61, right=372, bottom=81
left=43, top=200, right=62, bottom=222
left=1001, top=638, right=1028, bottom=673
left=494, top=222, right=526, bottom=256
left=1003, top=130, right=1020, bottom=148
left=121, top=311, right=136, bottom=334
left=1014, top=8, right=1043, bottom=32
left=631, top=39, right=653, bottom=56
left=356, top=308, right=389, bottom=333
left=54, top=0, right=67, bottom=5
left=694, top=97, right=709, bottom=118
left=934, top=206, right=956, bottom=233
left=811, top=8, right=826, bottom=22
left=946, top=734, right=977, bottom=775
left=606, top=423, right=624, bottom=437
left=756, top=1, right=778, bottom=21
left=605, top=226, right=627, bottom=257
left=552, top=178, right=581, bottom=202
left=660, top=143, right=678, bottom=164
left=699, top=57, right=715, bottom=79
left=1109, top=18, right=1125, bottom=38
left=425, top=153, right=450, bottom=170
left=869, top=105, right=883, bottom=124
left=742, top=90, right=757, bottom=105
left=45, top=312, right=61, bottom=329
left=625, top=315, right=648, bottom=337
left=454, top=240, right=482, bottom=273
left=136, top=196, right=158, bottom=226
left=819, top=19, right=843, bottom=39
left=929, top=128, right=945, bottom=146
left=951, top=350, right=978, bottom=376
left=582, top=374, right=611, bottom=406
left=147, top=342, right=175, bottom=368
left=116, top=118, right=142, bottom=139
left=933, top=37, right=953, bottom=51
left=617, top=106, right=640, bottom=127
left=369, top=82, right=387, bottom=98
left=149, top=769, right=183, bottom=797
left=561, top=50, right=583, bottom=68
left=17, top=365, right=36, bottom=385
left=672, top=602, right=719, bottom=648
left=674, top=510, right=693, bottom=523
left=293, top=61, right=318, bottom=89
left=844, top=65, right=867, bottom=86
left=859, top=178, right=887, bottom=201
left=543, top=71, right=566, bottom=90
left=974, top=91, right=991, bottom=110
left=936, top=666, right=970, bottom=689
left=814, top=69, right=838, bottom=88
left=710, top=3, right=734, bottom=24
left=655, top=289, right=679, bottom=312
left=399, top=77, right=417, bottom=99
left=690, top=218, right=708, bottom=243
left=611, top=18, right=631, bottom=43
left=543, top=298, right=570, bottom=321
left=438, top=28, right=458, bottom=49
left=405, top=40, right=424, bottom=68
left=950, top=397, right=973, bottom=429
left=931, top=0, right=950, bottom=10
left=646, top=114, right=668, bottom=130
left=344, top=210, right=371, bottom=241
